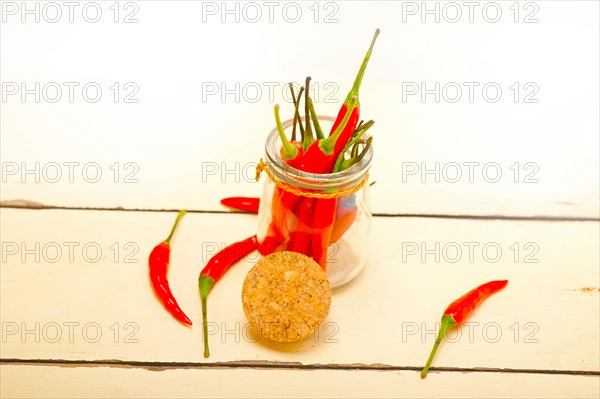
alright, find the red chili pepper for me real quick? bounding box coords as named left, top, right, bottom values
left=329, top=195, right=358, bottom=243
left=260, top=103, right=305, bottom=252
left=285, top=197, right=315, bottom=256
left=266, top=91, right=314, bottom=252
left=421, top=280, right=509, bottom=379
left=148, top=210, right=191, bottom=326
left=220, top=193, right=357, bottom=246
left=299, top=95, right=358, bottom=173
left=272, top=77, right=317, bottom=259
left=282, top=91, right=358, bottom=264
left=329, top=29, right=380, bottom=162
left=310, top=125, right=374, bottom=265
left=309, top=198, right=337, bottom=268
left=291, top=97, right=356, bottom=267
left=221, top=197, right=260, bottom=213
left=198, top=235, right=258, bottom=357
left=268, top=30, right=380, bottom=263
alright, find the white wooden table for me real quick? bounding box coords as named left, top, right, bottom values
left=1, top=1, right=599, bottom=398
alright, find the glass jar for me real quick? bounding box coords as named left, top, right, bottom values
left=257, top=116, right=373, bottom=288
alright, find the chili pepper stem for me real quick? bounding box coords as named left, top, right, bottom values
left=420, top=314, right=457, bottom=379
left=289, top=83, right=298, bottom=142
left=302, top=77, right=315, bottom=150
left=275, top=104, right=298, bottom=160
left=333, top=120, right=374, bottom=172
left=295, top=87, right=305, bottom=140
left=344, top=28, right=380, bottom=105
left=164, top=210, right=186, bottom=244
left=199, top=274, right=215, bottom=358
left=351, top=142, right=360, bottom=158
left=309, top=97, right=324, bottom=140
left=339, top=136, right=372, bottom=172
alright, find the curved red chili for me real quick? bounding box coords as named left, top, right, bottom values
left=199, top=235, right=258, bottom=357
left=149, top=210, right=191, bottom=326
left=421, top=280, right=509, bottom=379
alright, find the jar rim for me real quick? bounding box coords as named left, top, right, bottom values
left=264, top=115, right=372, bottom=191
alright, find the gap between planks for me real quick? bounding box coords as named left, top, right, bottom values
left=1, top=359, right=599, bottom=376
left=1, top=202, right=598, bottom=222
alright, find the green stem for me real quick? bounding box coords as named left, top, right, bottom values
left=302, top=77, right=315, bottom=151
left=340, top=137, right=372, bottom=171
left=198, top=274, right=215, bottom=358
left=352, top=120, right=365, bottom=138
left=309, top=97, right=324, bottom=140
left=295, top=87, right=305, bottom=140
left=420, top=315, right=457, bottom=379
left=274, top=104, right=298, bottom=160
left=332, top=119, right=374, bottom=172
left=320, top=96, right=358, bottom=154
left=344, top=28, right=380, bottom=105
left=351, top=142, right=361, bottom=158
left=289, top=83, right=298, bottom=142
left=164, top=210, right=186, bottom=244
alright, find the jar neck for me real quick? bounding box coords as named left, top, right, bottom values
left=264, top=116, right=372, bottom=193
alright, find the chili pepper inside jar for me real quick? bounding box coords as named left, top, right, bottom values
left=256, top=116, right=373, bottom=288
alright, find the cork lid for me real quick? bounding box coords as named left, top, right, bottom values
left=242, top=251, right=332, bottom=343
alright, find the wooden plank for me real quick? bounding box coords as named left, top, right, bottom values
left=1, top=2, right=598, bottom=217
left=1, top=364, right=599, bottom=399
left=1, top=209, right=598, bottom=373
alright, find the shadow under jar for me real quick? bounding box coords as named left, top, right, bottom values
left=257, top=116, right=373, bottom=288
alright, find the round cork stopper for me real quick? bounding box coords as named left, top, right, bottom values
left=242, top=251, right=331, bottom=343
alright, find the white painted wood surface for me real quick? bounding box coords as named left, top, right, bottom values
left=1, top=209, right=599, bottom=397
left=1, top=1, right=599, bottom=398
left=2, top=365, right=599, bottom=399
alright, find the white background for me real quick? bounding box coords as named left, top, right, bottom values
left=1, top=1, right=599, bottom=216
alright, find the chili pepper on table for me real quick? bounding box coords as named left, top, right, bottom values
left=221, top=197, right=260, bottom=213
left=222, top=197, right=260, bottom=214
left=199, top=235, right=258, bottom=357
left=148, top=210, right=192, bottom=326
left=420, top=280, right=509, bottom=379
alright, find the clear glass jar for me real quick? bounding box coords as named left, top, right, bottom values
left=257, top=116, right=373, bottom=288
